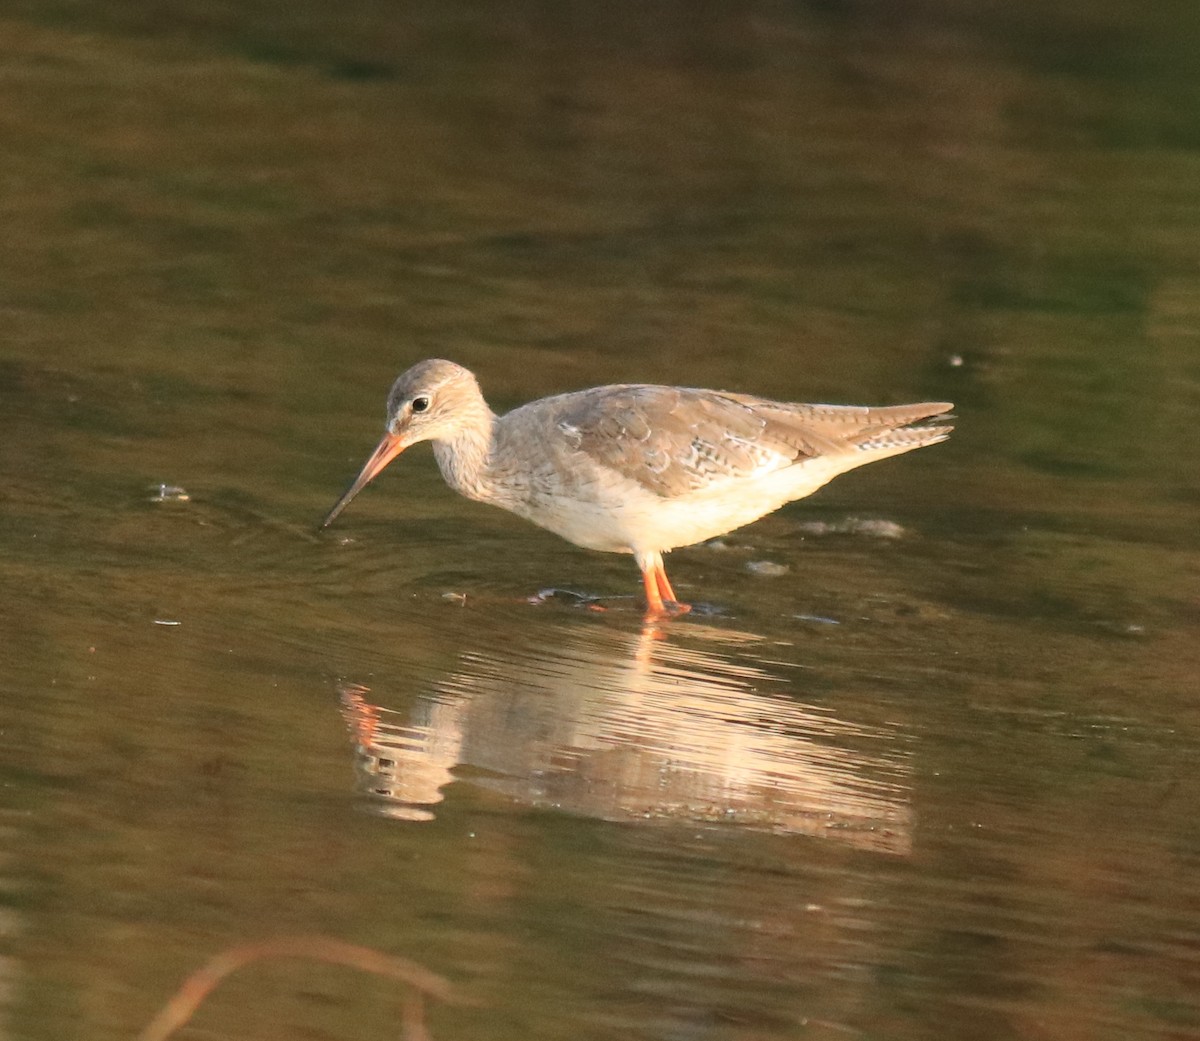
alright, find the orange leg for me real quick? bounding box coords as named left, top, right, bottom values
left=654, top=565, right=684, bottom=608
left=638, top=555, right=691, bottom=617
left=641, top=566, right=666, bottom=616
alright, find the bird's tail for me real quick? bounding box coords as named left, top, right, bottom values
left=848, top=402, right=954, bottom=457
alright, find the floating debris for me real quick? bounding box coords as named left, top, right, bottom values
left=1096, top=620, right=1148, bottom=639
left=149, top=483, right=190, bottom=503
left=794, top=613, right=841, bottom=625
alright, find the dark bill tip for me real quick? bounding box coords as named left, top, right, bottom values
left=321, top=432, right=406, bottom=529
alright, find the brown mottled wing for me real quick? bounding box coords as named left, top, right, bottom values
left=552, top=385, right=953, bottom=498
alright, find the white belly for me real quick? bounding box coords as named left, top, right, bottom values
left=499, top=457, right=850, bottom=555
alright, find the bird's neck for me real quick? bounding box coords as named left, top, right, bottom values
left=432, top=406, right=498, bottom=502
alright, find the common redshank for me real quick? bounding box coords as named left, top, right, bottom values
left=323, top=360, right=952, bottom=616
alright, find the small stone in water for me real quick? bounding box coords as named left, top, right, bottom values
left=746, top=560, right=789, bottom=577
left=794, top=516, right=905, bottom=539
left=528, top=588, right=604, bottom=608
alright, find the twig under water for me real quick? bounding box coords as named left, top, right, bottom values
left=135, top=935, right=460, bottom=1041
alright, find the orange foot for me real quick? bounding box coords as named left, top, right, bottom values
left=641, top=563, right=692, bottom=618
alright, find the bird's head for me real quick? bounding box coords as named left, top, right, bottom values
left=322, top=359, right=484, bottom=528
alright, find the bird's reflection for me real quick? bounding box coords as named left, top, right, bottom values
left=338, top=621, right=912, bottom=852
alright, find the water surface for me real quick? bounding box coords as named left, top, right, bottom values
left=1, top=2, right=1198, bottom=1039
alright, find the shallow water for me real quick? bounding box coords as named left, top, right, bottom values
left=1, top=2, right=1199, bottom=1039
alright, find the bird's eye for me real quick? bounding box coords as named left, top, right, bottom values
left=411, top=395, right=431, bottom=414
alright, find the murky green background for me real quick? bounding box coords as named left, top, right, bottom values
left=1, top=1, right=1198, bottom=1039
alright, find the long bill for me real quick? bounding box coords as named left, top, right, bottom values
left=322, top=431, right=406, bottom=528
